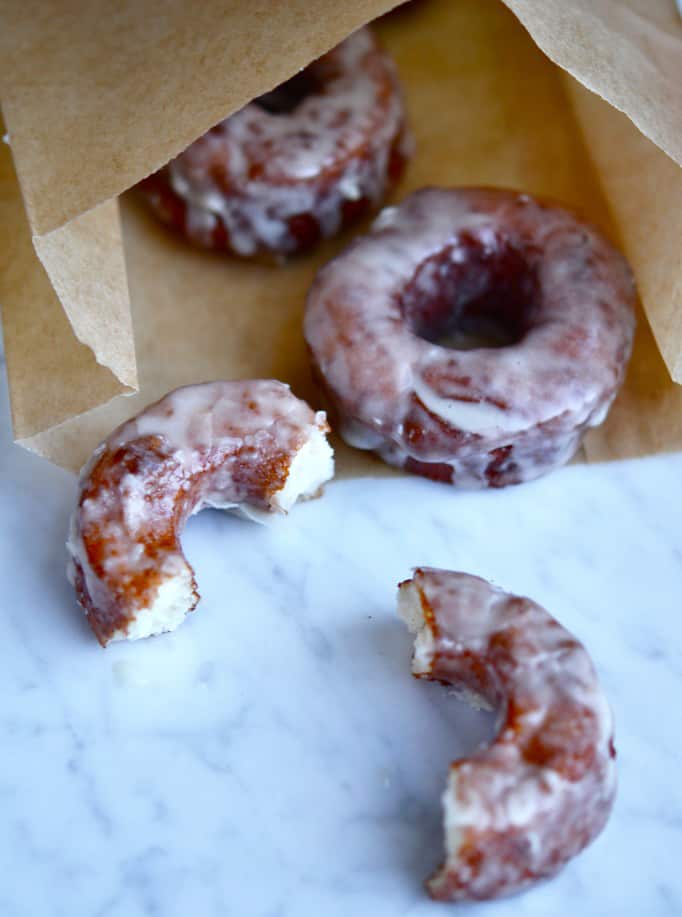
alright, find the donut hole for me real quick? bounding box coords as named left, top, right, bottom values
left=401, top=233, right=540, bottom=350
left=254, top=67, right=323, bottom=115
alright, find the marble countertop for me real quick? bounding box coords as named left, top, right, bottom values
left=1, top=359, right=681, bottom=917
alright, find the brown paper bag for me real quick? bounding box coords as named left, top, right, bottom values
left=1, top=0, right=680, bottom=473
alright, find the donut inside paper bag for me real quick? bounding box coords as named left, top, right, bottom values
left=0, top=0, right=680, bottom=474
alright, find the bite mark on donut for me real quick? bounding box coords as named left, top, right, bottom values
left=397, top=569, right=616, bottom=901
left=68, top=381, right=335, bottom=646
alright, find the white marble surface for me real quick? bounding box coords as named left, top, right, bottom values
left=1, top=359, right=681, bottom=917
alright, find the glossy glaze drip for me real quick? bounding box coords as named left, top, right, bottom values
left=67, top=381, right=334, bottom=645
left=305, top=187, right=636, bottom=487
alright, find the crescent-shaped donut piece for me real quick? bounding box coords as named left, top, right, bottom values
left=398, top=568, right=616, bottom=901
left=68, top=380, right=334, bottom=646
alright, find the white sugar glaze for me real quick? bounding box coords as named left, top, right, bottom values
left=149, top=28, right=409, bottom=257
left=398, top=569, right=616, bottom=902
left=305, top=187, right=636, bottom=488
left=67, top=381, right=334, bottom=645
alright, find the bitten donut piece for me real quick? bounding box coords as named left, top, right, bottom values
left=398, top=569, right=616, bottom=901
left=305, top=187, right=636, bottom=487
left=67, top=381, right=334, bottom=646
left=138, top=27, right=410, bottom=258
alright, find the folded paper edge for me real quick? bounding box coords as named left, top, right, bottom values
left=561, top=75, right=682, bottom=384
left=0, top=114, right=138, bottom=449
left=30, top=198, right=138, bottom=392
left=502, top=0, right=682, bottom=170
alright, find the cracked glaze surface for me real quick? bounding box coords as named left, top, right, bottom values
left=399, top=568, right=616, bottom=901
left=67, top=380, right=332, bottom=645
left=139, top=28, right=410, bottom=257
left=305, top=187, right=636, bottom=487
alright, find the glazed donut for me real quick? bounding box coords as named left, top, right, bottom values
left=398, top=569, right=616, bottom=902
left=138, top=28, right=410, bottom=258
left=304, top=187, right=636, bottom=487
left=67, top=381, right=334, bottom=646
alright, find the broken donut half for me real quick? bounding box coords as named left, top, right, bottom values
left=398, top=568, right=616, bottom=901
left=68, top=380, right=334, bottom=646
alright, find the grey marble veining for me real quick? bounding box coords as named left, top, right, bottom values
left=0, top=360, right=681, bottom=917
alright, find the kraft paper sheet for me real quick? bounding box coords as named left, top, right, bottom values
left=0, top=0, right=680, bottom=473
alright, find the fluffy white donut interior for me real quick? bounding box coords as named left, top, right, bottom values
left=271, top=419, right=335, bottom=513
left=109, top=563, right=196, bottom=643
left=397, top=579, right=436, bottom=675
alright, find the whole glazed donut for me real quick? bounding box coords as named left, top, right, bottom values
left=67, top=381, right=334, bottom=646
left=398, top=568, right=616, bottom=901
left=138, top=28, right=410, bottom=258
left=304, top=187, right=636, bottom=487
